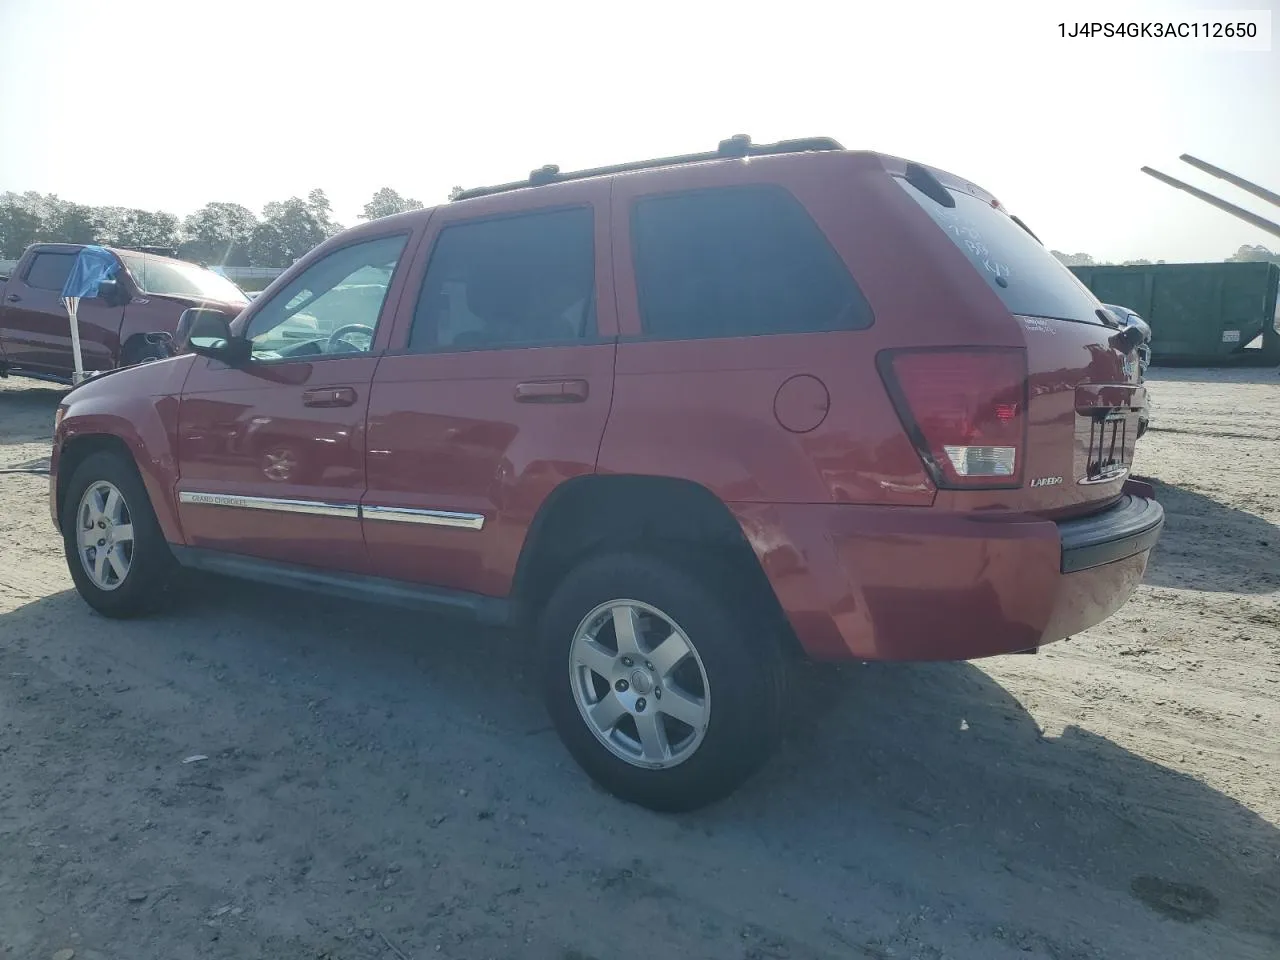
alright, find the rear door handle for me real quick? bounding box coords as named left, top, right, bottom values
left=514, top=379, right=589, bottom=403
left=5, top=294, right=20, bottom=303
left=303, top=386, right=358, bottom=408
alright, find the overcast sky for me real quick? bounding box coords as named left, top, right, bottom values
left=0, top=0, right=1276, bottom=263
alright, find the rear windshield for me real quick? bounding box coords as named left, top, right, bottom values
left=896, top=177, right=1106, bottom=325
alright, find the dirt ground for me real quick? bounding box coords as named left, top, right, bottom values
left=0, top=368, right=1276, bottom=960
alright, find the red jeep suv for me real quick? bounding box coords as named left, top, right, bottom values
left=50, top=136, right=1163, bottom=811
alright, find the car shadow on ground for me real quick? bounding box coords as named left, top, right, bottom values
left=2, top=576, right=1276, bottom=956
left=1141, top=477, right=1279, bottom=594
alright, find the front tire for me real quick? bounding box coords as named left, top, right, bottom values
left=540, top=551, right=786, bottom=812
left=62, top=450, right=175, bottom=618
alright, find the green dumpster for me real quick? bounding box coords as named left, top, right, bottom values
left=1069, top=261, right=1280, bottom=366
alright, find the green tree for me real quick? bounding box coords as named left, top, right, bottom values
left=360, top=187, right=424, bottom=221
left=0, top=192, right=43, bottom=259
left=93, top=206, right=181, bottom=250
left=1050, top=251, right=1098, bottom=267
left=448, top=185, right=465, bottom=201
left=1227, top=244, right=1279, bottom=264
left=180, top=202, right=258, bottom=265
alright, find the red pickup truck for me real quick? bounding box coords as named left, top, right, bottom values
left=0, top=243, right=249, bottom=385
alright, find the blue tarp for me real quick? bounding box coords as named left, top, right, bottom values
left=61, top=245, right=119, bottom=300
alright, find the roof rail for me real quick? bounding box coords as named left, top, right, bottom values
left=450, top=134, right=845, bottom=202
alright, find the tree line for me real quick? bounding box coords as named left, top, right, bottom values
left=1051, top=245, right=1280, bottom=267
left=0, top=186, right=444, bottom=266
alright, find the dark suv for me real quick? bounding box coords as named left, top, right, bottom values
left=50, top=136, right=1163, bottom=811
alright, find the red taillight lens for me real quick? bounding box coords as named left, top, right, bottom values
left=878, top=348, right=1028, bottom=489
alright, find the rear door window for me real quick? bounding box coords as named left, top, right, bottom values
left=896, top=178, right=1106, bottom=325
left=25, top=252, right=77, bottom=291
left=408, top=207, right=596, bottom=352
left=631, top=186, right=871, bottom=340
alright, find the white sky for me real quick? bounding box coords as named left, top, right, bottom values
left=0, top=0, right=1276, bottom=263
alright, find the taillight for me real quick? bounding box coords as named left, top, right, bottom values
left=878, top=348, right=1028, bottom=489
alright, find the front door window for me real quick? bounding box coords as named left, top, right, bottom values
left=246, top=234, right=409, bottom=361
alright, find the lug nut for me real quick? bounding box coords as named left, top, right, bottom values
left=635, top=698, right=647, bottom=712
left=615, top=679, right=629, bottom=692
left=644, top=661, right=653, bottom=671
left=97, top=539, right=106, bottom=547
left=621, top=656, right=633, bottom=667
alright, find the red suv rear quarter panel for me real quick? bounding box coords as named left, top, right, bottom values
left=600, top=151, right=1142, bottom=661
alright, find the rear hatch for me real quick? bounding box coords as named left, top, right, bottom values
left=889, top=171, right=1145, bottom=515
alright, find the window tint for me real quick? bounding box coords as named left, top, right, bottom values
left=631, top=186, right=869, bottom=340
left=246, top=234, right=408, bottom=361
left=409, top=207, right=595, bottom=352
left=25, top=252, right=78, bottom=292
left=896, top=177, right=1106, bottom=325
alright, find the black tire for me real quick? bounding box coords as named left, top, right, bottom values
left=540, top=550, right=787, bottom=812
left=62, top=450, right=175, bottom=618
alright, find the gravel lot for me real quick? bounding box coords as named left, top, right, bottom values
left=1, top=369, right=1277, bottom=960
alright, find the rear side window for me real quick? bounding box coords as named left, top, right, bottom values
left=896, top=178, right=1105, bottom=325
left=25, top=252, right=77, bottom=291
left=409, top=207, right=596, bottom=352
left=631, top=186, right=870, bottom=340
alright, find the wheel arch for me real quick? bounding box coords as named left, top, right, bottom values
left=510, top=473, right=799, bottom=654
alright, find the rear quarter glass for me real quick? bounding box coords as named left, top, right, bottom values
left=895, top=178, right=1104, bottom=326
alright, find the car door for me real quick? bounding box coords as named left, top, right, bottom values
left=363, top=183, right=617, bottom=598
left=174, top=228, right=421, bottom=572
left=1, top=247, right=122, bottom=374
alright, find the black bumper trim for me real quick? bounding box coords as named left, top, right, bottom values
left=1058, top=494, right=1165, bottom=574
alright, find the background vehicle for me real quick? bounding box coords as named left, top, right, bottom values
left=1103, top=303, right=1153, bottom=438
left=49, top=136, right=1162, bottom=811
left=0, top=243, right=249, bottom=384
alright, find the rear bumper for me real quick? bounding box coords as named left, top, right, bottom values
left=731, top=483, right=1164, bottom=662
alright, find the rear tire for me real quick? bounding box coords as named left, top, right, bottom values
left=539, top=550, right=786, bottom=812
left=62, top=450, right=175, bottom=618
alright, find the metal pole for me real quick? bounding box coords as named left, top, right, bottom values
left=1179, top=155, right=1280, bottom=209
left=1140, top=167, right=1280, bottom=240
left=62, top=296, right=86, bottom=384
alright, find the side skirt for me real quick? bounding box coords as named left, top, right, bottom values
left=169, top=545, right=512, bottom=627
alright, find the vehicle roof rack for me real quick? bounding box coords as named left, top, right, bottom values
left=450, top=134, right=845, bottom=202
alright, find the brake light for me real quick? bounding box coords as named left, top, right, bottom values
left=878, top=348, right=1028, bottom=489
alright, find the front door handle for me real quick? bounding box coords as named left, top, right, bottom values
left=514, top=379, right=589, bottom=403
left=5, top=294, right=20, bottom=303
left=303, top=386, right=358, bottom=408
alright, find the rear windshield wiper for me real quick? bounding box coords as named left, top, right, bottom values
left=904, top=163, right=955, bottom=208
left=1010, top=214, right=1042, bottom=244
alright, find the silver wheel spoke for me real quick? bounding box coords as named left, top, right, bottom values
left=647, top=631, right=690, bottom=678
left=79, top=525, right=100, bottom=549
left=111, top=523, right=134, bottom=544
left=575, top=639, right=616, bottom=679
left=107, top=547, right=129, bottom=582
left=103, top=488, right=122, bottom=523
left=93, top=549, right=109, bottom=585
left=634, top=711, right=671, bottom=763
left=611, top=605, right=642, bottom=656
left=659, top=686, right=706, bottom=729
left=588, top=693, right=627, bottom=733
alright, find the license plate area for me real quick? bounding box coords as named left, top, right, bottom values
left=1084, top=412, right=1129, bottom=483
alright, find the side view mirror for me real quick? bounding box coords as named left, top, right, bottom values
left=181, top=308, right=250, bottom=366
left=97, top=277, right=130, bottom=307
